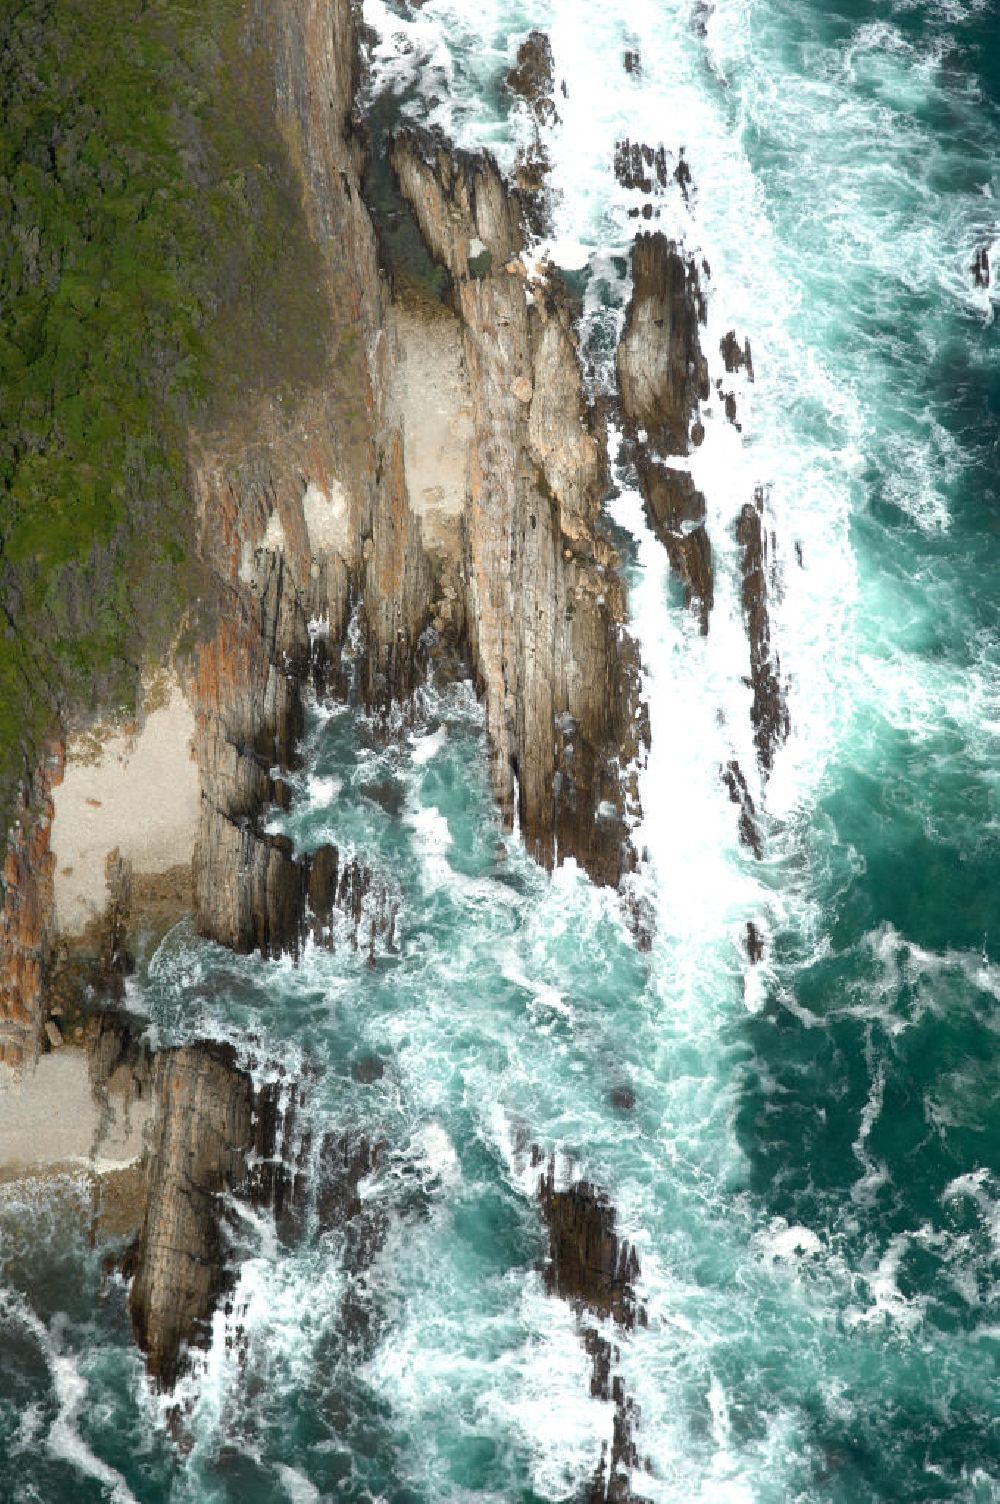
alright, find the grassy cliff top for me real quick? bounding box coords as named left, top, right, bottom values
left=0, top=0, right=330, bottom=836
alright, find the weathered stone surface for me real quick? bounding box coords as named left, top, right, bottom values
left=506, top=30, right=558, bottom=126
left=129, top=1044, right=262, bottom=1390
left=617, top=232, right=708, bottom=457
left=721, top=758, right=763, bottom=860
left=536, top=1160, right=649, bottom=1503
left=637, top=461, right=713, bottom=632
left=538, top=1160, right=642, bottom=1328
left=617, top=233, right=713, bottom=633
left=735, top=493, right=790, bottom=774
left=720, top=329, right=754, bottom=381
left=392, top=130, right=644, bottom=885
left=0, top=743, right=63, bottom=1070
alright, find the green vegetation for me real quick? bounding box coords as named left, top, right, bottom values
left=0, top=0, right=330, bottom=833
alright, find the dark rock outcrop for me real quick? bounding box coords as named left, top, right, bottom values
left=129, top=1044, right=262, bottom=1389
left=637, top=461, right=712, bottom=632
left=735, top=492, right=790, bottom=773
left=972, top=246, right=991, bottom=289
left=506, top=31, right=558, bottom=126
left=720, top=329, right=754, bottom=381
left=617, top=233, right=708, bottom=458
left=617, top=232, right=712, bottom=633
left=721, top=758, right=762, bottom=860
left=537, top=1160, right=649, bottom=1503
left=538, top=1165, right=642, bottom=1328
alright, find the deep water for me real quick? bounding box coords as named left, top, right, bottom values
left=4, top=1, right=1000, bottom=1500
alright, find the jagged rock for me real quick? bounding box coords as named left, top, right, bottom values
left=721, top=758, right=763, bottom=860
left=506, top=31, right=558, bottom=126
left=720, top=329, right=754, bottom=381
left=392, top=130, right=644, bottom=885
left=538, top=1162, right=642, bottom=1328
left=674, top=149, right=693, bottom=202
left=307, top=842, right=339, bottom=945
left=614, top=140, right=668, bottom=196
left=735, top=494, right=790, bottom=773
left=0, top=742, right=62, bottom=1069
left=129, top=1044, right=264, bottom=1389
left=972, top=246, right=991, bottom=289
left=617, top=232, right=708, bottom=457
left=745, top=920, right=765, bottom=964
left=537, top=1163, right=649, bottom=1503
left=637, top=461, right=713, bottom=631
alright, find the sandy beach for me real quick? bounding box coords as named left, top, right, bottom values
left=50, top=673, right=200, bottom=938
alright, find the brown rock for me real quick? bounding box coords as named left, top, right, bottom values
left=392, top=130, right=645, bottom=886
left=617, top=232, right=708, bottom=457
left=735, top=493, right=790, bottom=773
left=720, top=329, right=754, bottom=381
left=506, top=31, right=558, bottom=126
left=129, top=1044, right=259, bottom=1390
left=538, top=1162, right=641, bottom=1328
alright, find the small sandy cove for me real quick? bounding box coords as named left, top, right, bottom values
left=0, top=1047, right=149, bottom=1182
left=51, top=671, right=200, bottom=937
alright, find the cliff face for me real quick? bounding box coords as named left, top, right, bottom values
left=392, top=134, right=643, bottom=884
left=617, top=232, right=714, bottom=636
left=129, top=1043, right=269, bottom=1389
left=0, top=744, right=62, bottom=1069
left=187, top=0, right=645, bottom=961
left=188, top=0, right=438, bottom=952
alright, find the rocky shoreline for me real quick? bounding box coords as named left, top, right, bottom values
left=0, top=0, right=788, bottom=1493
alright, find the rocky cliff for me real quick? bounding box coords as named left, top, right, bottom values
left=0, top=743, right=62, bottom=1069
left=617, top=232, right=713, bottom=635
left=392, top=132, right=643, bottom=884
left=128, top=1041, right=286, bottom=1390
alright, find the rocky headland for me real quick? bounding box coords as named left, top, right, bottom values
left=0, top=0, right=785, bottom=1480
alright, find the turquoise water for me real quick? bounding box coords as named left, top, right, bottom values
left=4, top=1, right=1000, bottom=1499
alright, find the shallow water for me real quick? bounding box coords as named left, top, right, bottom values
left=4, top=1, right=1000, bottom=1500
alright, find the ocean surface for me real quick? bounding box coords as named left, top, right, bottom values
left=3, top=0, right=1000, bottom=1499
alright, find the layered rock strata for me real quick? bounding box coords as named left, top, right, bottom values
left=0, top=743, right=63, bottom=1068
left=617, top=231, right=713, bottom=633
left=736, top=490, right=790, bottom=773
left=392, top=131, right=643, bottom=883
left=537, top=1160, right=649, bottom=1503
left=127, top=1041, right=299, bottom=1390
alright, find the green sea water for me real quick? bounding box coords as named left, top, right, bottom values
left=4, top=1, right=1000, bottom=1500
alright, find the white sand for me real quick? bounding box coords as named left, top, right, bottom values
left=0, top=1048, right=149, bottom=1178
left=51, top=674, right=200, bottom=936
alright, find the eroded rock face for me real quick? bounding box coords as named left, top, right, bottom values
left=735, top=493, right=790, bottom=773
left=129, top=1045, right=252, bottom=1388
left=537, top=1160, right=649, bottom=1503
left=0, top=743, right=63, bottom=1069
left=189, top=0, right=438, bottom=955
left=392, top=131, right=644, bottom=885
left=506, top=30, right=558, bottom=126
left=128, top=1043, right=281, bottom=1390
left=617, top=232, right=708, bottom=457
left=538, top=1165, right=642, bottom=1328
left=618, top=233, right=712, bottom=632
left=638, top=460, right=713, bottom=632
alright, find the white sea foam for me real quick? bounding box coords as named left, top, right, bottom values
left=276, top=1463, right=322, bottom=1503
